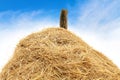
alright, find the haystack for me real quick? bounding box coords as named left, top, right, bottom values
left=0, top=28, right=120, bottom=80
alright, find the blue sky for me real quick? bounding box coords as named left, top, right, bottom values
left=0, top=0, right=78, bottom=11
left=0, top=0, right=120, bottom=71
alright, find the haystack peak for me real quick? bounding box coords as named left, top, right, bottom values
left=0, top=28, right=120, bottom=80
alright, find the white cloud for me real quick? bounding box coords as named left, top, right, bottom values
left=0, top=11, right=58, bottom=71
left=72, top=0, right=120, bottom=68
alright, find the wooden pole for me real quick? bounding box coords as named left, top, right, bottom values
left=60, top=9, right=68, bottom=29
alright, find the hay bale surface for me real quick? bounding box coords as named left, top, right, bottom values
left=0, top=28, right=120, bottom=80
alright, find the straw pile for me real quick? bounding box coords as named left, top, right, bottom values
left=0, top=28, right=120, bottom=80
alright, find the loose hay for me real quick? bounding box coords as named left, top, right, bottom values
left=0, top=28, right=120, bottom=80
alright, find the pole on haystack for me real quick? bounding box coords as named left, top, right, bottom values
left=60, top=9, right=68, bottom=29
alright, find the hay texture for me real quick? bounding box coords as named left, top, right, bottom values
left=0, top=28, right=120, bottom=80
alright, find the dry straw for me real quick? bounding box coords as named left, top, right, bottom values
left=0, top=28, right=120, bottom=80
